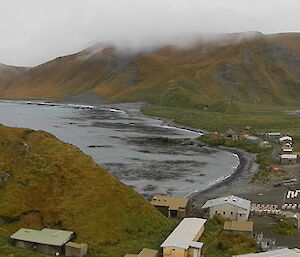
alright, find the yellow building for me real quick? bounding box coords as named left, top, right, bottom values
left=160, top=218, right=206, bottom=257
left=151, top=195, right=192, bottom=218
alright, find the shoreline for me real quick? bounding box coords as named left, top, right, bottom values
left=193, top=147, right=248, bottom=195
left=0, top=98, right=260, bottom=200
left=132, top=103, right=262, bottom=199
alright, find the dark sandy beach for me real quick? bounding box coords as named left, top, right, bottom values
left=60, top=93, right=268, bottom=202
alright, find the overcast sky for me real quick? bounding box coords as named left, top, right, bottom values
left=1, top=0, right=300, bottom=66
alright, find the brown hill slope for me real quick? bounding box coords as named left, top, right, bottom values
left=0, top=64, right=27, bottom=93
left=0, top=125, right=174, bottom=257
left=1, top=33, right=300, bottom=107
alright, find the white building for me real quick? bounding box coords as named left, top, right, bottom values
left=279, top=136, right=293, bottom=144
left=267, top=132, right=281, bottom=139
left=160, top=218, right=206, bottom=257
left=202, top=195, right=251, bottom=221
left=280, top=154, right=297, bottom=165
left=282, top=147, right=293, bottom=153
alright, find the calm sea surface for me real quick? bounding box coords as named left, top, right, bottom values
left=0, top=100, right=239, bottom=197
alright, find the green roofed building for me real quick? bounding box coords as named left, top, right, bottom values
left=10, top=228, right=74, bottom=256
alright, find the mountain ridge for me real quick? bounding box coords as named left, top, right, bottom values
left=1, top=32, right=300, bottom=107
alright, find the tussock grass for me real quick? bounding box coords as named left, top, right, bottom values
left=0, top=125, right=175, bottom=257
left=201, top=215, right=257, bottom=257
left=205, top=232, right=257, bottom=257
left=142, top=104, right=300, bottom=134
left=273, top=221, right=298, bottom=236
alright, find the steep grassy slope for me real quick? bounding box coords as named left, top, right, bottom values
left=0, top=64, right=27, bottom=93
left=0, top=125, right=174, bottom=257
left=1, top=33, right=300, bottom=107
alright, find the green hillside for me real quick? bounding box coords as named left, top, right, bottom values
left=0, top=125, right=175, bottom=257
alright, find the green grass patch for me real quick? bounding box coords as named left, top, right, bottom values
left=273, top=221, right=298, bottom=236
left=201, top=215, right=227, bottom=252
left=201, top=215, right=258, bottom=257
left=142, top=104, right=300, bottom=135
left=204, top=232, right=258, bottom=257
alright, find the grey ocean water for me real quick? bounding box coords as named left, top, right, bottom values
left=0, top=101, right=239, bottom=197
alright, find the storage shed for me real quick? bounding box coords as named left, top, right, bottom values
left=244, top=136, right=261, bottom=144
left=151, top=195, right=192, bottom=218
left=282, top=146, right=293, bottom=153
left=267, top=132, right=281, bottom=139
left=160, top=218, right=206, bottom=257
left=202, top=195, right=251, bottom=221
left=65, top=242, right=88, bottom=257
left=10, top=228, right=74, bottom=256
left=224, top=220, right=253, bottom=234
left=280, top=154, right=297, bottom=165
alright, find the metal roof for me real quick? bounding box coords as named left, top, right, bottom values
left=160, top=218, right=206, bottom=249
left=10, top=228, right=74, bottom=246
left=281, top=154, right=297, bottom=159
left=233, top=248, right=299, bottom=256
left=245, top=136, right=260, bottom=141
left=202, top=195, right=251, bottom=210
left=282, top=148, right=293, bottom=152
left=151, top=195, right=189, bottom=211
left=279, top=136, right=293, bottom=142
left=268, top=132, right=281, bottom=136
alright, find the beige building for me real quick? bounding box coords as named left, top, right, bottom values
left=202, top=195, right=251, bottom=221
left=160, top=218, right=206, bottom=257
left=124, top=248, right=158, bottom=257
left=151, top=195, right=192, bottom=218
left=65, top=242, right=88, bottom=257
left=224, top=220, right=253, bottom=234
